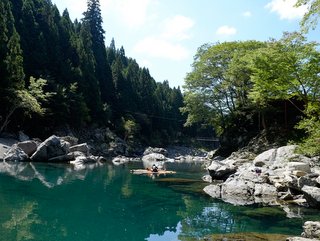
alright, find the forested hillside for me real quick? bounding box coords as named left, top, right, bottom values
left=0, top=0, right=189, bottom=144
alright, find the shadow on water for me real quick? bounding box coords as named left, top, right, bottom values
left=0, top=162, right=319, bottom=241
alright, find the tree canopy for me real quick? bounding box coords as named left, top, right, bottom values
left=0, top=0, right=188, bottom=145
left=182, top=32, right=320, bottom=155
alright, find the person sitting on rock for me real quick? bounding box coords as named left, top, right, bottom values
left=151, top=164, right=158, bottom=172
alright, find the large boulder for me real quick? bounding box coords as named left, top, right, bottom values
left=302, top=186, right=320, bottom=208
left=3, top=145, right=29, bottom=162
left=302, top=221, right=320, bottom=239
left=287, top=162, right=311, bottom=173
left=253, top=148, right=277, bottom=167
left=207, top=161, right=236, bottom=180
left=143, top=147, right=168, bottom=156
left=203, top=184, right=221, bottom=199
left=30, top=135, right=70, bottom=162
left=17, top=140, right=38, bottom=156
left=142, top=153, right=166, bottom=162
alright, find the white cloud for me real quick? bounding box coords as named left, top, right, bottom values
left=134, top=36, right=189, bottom=61
left=242, top=11, right=252, bottom=17
left=161, top=15, right=195, bottom=41
left=265, top=0, right=308, bottom=20
left=216, top=25, right=237, bottom=36
left=109, top=0, right=155, bottom=28
left=133, top=14, right=194, bottom=61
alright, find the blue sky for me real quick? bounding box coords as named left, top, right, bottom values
left=51, top=0, right=317, bottom=88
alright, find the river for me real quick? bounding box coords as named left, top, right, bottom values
left=0, top=161, right=318, bottom=241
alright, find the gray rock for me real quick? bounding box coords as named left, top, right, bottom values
left=3, top=145, right=29, bottom=162
left=108, top=138, right=127, bottom=156
left=302, top=221, right=320, bottom=239
left=48, top=154, right=75, bottom=162
left=298, top=176, right=318, bottom=189
left=60, top=136, right=78, bottom=146
left=274, top=145, right=298, bottom=163
left=202, top=175, right=212, bottom=183
left=70, top=155, right=103, bottom=170
left=287, top=162, right=311, bottom=173
left=203, top=184, right=221, bottom=199
left=254, top=183, right=277, bottom=197
left=142, top=153, right=166, bottom=162
left=112, top=156, right=131, bottom=166
left=207, top=161, right=236, bottom=180
left=17, top=140, right=37, bottom=156
left=253, top=148, right=277, bottom=163
left=222, top=178, right=255, bottom=200
left=31, top=135, right=70, bottom=162
left=69, top=143, right=90, bottom=155
left=302, top=186, right=320, bottom=208
left=143, top=147, right=168, bottom=156
left=287, top=237, right=318, bottom=241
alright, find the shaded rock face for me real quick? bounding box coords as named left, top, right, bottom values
left=85, top=128, right=129, bottom=157
left=204, top=145, right=320, bottom=208
left=17, top=141, right=37, bottom=156
left=301, top=186, right=320, bottom=208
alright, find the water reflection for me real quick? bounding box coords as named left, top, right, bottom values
left=0, top=162, right=316, bottom=241
left=0, top=161, right=101, bottom=188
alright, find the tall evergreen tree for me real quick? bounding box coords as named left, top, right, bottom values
left=0, top=0, right=25, bottom=90
left=83, top=0, right=114, bottom=107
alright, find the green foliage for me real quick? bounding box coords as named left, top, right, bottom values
left=249, top=32, right=320, bottom=107
left=183, top=32, right=320, bottom=154
left=296, top=0, right=320, bottom=32
left=123, top=118, right=140, bottom=142
left=296, top=102, right=320, bottom=156
left=0, top=0, right=186, bottom=144
left=182, top=41, right=265, bottom=134
left=0, top=77, right=50, bottom=133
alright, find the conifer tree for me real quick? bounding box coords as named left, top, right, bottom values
left=83, top=0, right=114, bottom=108
left=0, top=0, right=25, bottom=90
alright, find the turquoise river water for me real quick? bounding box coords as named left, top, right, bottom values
left=0, top=161, right=319, bottom=241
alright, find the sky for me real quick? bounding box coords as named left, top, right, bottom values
left=51, top=0, right=318, bottom=89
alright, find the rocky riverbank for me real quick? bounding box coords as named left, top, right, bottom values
left=203, top=145, right=320, bottom=211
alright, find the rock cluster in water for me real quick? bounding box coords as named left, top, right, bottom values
left=203, top=145, right=320, bottom=210
left=2, top=135, right=105, bottom=170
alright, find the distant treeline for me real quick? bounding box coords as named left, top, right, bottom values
left=0, top=0, right=205, bottom=145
